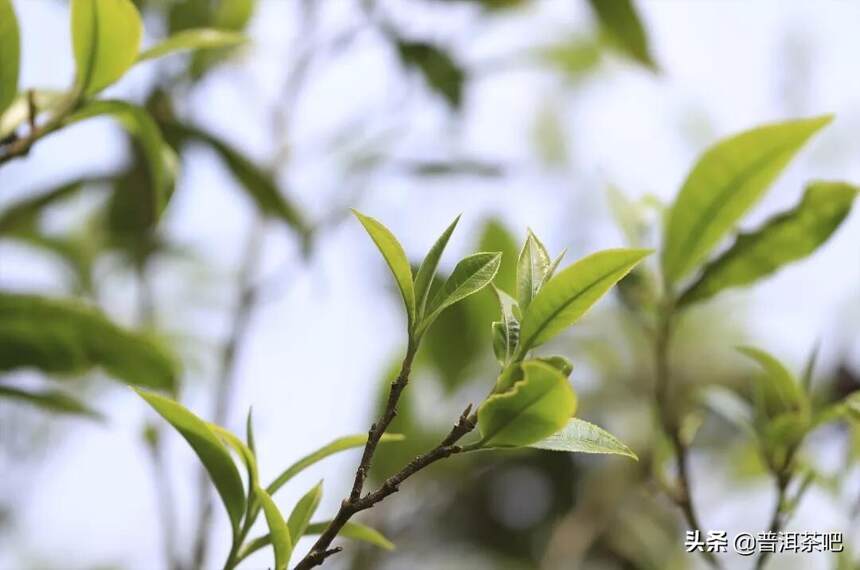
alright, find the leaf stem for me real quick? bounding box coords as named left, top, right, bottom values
left=0, top=92, right=81, bottom=166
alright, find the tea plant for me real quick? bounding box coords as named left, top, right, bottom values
left=134, top=211, right=646, bottom=569
left=614, top=115, right=859, bottom=568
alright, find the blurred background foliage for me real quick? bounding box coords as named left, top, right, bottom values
left=1, top=0, right=859, bottom=569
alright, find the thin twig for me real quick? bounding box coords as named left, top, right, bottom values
left=190, top=222, right=265, bottom=569
left=293, top=405, right=477, bottom=570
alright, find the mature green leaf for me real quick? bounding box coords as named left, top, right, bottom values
left=0, top=0, right=20, bottom=115
left=738, top=346, right=806, bottom=418
left=71, top=0, right=142, bottom=95
left=256, top=486, right=292, bottom=570
left=0, top=384, right=103, bottom=420
left=420, top=252, right=502, bottom=332
left=137, top=29, right=246, bottom=62
left=353, top=210, right=416, bottom=328
left=517, top=248, right=650, bottom=355
left=70, top=101, right=174, bottom=215
left=529, top=418, right=637, bottom=459
left=414, top=215, right=460, bottom=318
left=162, top=121, right=308, bottom=235
left=587, top=0, right=655, bottom=70
left=662, top=116, right=832, bottom=284
left=396, top=41, right=464, bottom=108
left=136, top=389, right=246, bottom=531
left=266, top=433, right=404, bottom=496
left=516, top=229, right=551, bottom=310
left=239, top=521, right=393, bottom=563
left=680, top=181, right=858, bottom=305
left=287, top=481, right=322, bottom=548
left=491, top=285, right=519, bottom=365
left=0, top=292, right=177, bottom=390
left=477, top=360, right=577, bottom=448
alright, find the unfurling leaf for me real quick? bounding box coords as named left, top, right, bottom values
left=135, top=390, right=246, bottom=533
left=517, top=248, right=650, bottom=356
left=516, top=229, right=551, bottom=311
left=137, top=29, right=246, bottom=62
left=419, top=252, right=502, bottom=333
left=71, top=0, right=143, bottom=95
left=287, top=481, right=323, bottom=548
left=0, top=0, right=21, bottom=116
left=737, top=346, right=807, bottom=419
left=0, top=292, right=177, bottom=390
left=529, top=418, right=637, bottom=460
left=256, top=486, right=293, bottom=570
left=477, top=360, right=577, bottom=448
left=586, top=0, right=656, bottom=70
left=661, top=116, right=832, bottom=284
left=353, top=211, right=416, bottom=329
left=0, top=384, right=103, bottom=420
left=414, top=215, right=461, bottom=318
left=491, top=285, right=520, bottom=365
left=680, top=181, right=858, bottom=305
left=533, top=355, right=573, bottom=377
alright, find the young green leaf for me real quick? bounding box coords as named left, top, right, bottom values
left=533, top=355, right=573, bottom=377
left=491, top=285, right=520, bottom=365
left=517, top=248, right=650, bottom=356
left=71, top=0, right=143, bottom=95
left=586, top=0, right=656, bottom=70
left=661, top=116, right=832, bottom=284
left=163, top=121, right=309, bottom=236
left=353, top=210, right=417, bottom=329
left=137, top=29, right=246, bottom=62
left=543, top=248, right=567, bottom=286
left=256, top=486, right=293, bottom=570
left=0, top=0, right=20, bottom=116
left=0, top=384, right=103, bottom=421
left=737, top=346, right=807, bottom=418
left=266, top=433, right=404, bottom=496
left=306, top=521, right=394, bottom=550
left=0, top=292, right=177, bottom=390
left=414, top=215, right=461, bottom=318
left=679, top=181, right=858, bottom=305
left=238, top=521, right=394, bottom=564
left=419, top=252, right=502, bottom=333
left=529, top=418, right=637, bottom=460
left=69, top=101, right=173, bottom=216
left=287, top=481, right=323, bottom=547
left=210, top=423, right=259, bottom=489
left=0, top=90, right=66, bottom=140
left=477, top=360, right=577, bottom=448
left=246, top=407, right=257, bottom=456
left=135, top=389, right=246, bottom=532
left=516, top=229, right=551, bottom=311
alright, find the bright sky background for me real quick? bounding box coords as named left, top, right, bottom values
left=1, top=1, right=859, bottom=568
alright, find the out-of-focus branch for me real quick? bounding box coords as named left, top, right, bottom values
left=190, top=221, right=264, bottom=570
left=652, top=305, right=719, bottom=569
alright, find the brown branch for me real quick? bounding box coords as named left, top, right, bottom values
left=293, top=405, right=477, bottom=570
left=755, top=471, right=790, bottom=570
